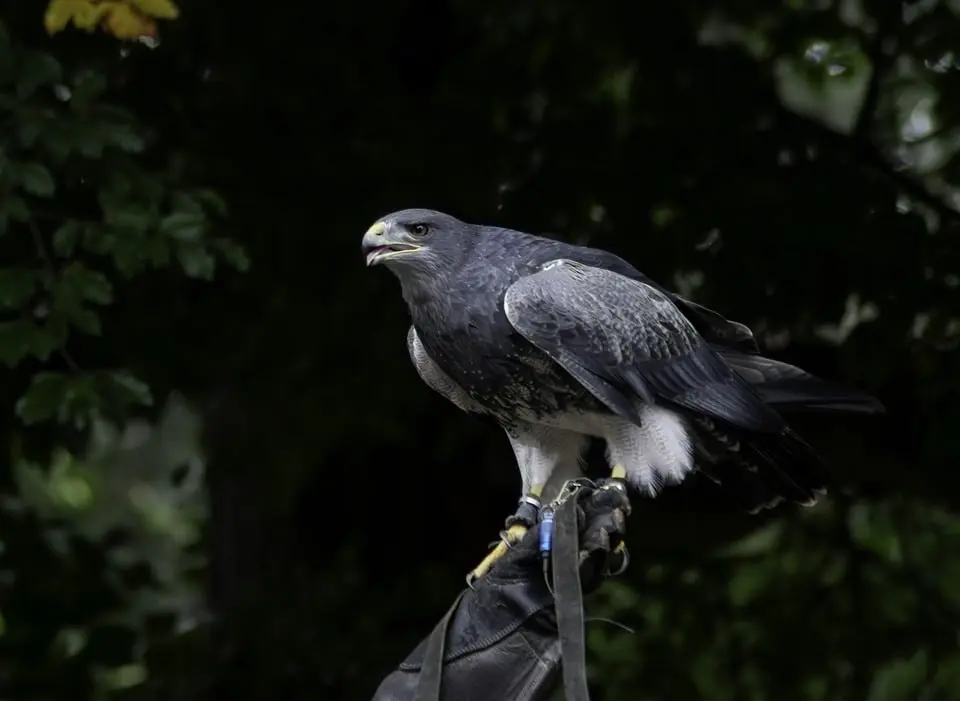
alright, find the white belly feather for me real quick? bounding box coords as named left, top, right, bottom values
left=408, top=326, right=695, bottom=497
left=533, top=406, right=695, bottom=496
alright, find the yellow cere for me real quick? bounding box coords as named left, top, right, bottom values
left=365, top=221, right=387, bottom=237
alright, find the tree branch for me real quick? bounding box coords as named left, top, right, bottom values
left=852, top=3, right=902, bottom=139
left=777, top=102, right=960, bottom=226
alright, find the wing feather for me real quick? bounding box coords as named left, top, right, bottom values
left=503, top=260, right=783, bottom=432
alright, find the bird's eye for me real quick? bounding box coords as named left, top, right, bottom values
left=409, top=223, right=430, bottom=237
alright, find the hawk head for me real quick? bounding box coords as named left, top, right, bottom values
left=361, top=208, right=478, bottom=293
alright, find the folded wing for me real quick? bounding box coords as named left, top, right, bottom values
left=503, top=259, right=783, bottom=433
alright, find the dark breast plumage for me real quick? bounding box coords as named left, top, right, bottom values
left=408, top=249, right=605, bottom=423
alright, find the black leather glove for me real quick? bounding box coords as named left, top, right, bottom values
left=372, top=482, right=631, bottom=701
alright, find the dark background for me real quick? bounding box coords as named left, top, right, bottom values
left=2, top=0, right=960, bottom=699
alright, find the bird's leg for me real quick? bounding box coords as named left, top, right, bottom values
left=467, top=425, right=586, bottom=585
left=467, top=486, right=544, bottom=585
left=601, top=465, right=631, bottom=557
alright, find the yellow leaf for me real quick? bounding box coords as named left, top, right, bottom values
left=103, top=3, right=156, bottom=39
left=44, top=0, right=84, bottom=35
left=73, top=0, right=117, bottom=31
left=127, top=0, right=179, bottom=20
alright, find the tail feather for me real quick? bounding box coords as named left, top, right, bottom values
left=683, top=347, right=880, bottom=513
left=746, top=428, right=828, bottom=507
left=692, top=418, right=828, bottom=513
left=716, top=348, right=885, bottom=415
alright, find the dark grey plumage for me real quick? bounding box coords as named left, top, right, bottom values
left=503, top=261, right=783, bottom=432
left=362, top=208, right=883, bottom=512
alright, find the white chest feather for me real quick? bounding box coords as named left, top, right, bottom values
left=407, top=326, right=693, bottom=496
left=530, top=405, right=695, bottom=495
left=407, top=327, right=480, bottom=413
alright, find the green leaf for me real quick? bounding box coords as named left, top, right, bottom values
left=0, top=268, right=37, bottom=308
left=98, top=370, right=153, bottom=410
left=38, top=314, right=69, bottom=360
left=0, top=319, right=38, bottom=367
left=48, top=263, right=111, bottom=336
left=213, top=238, right=251, bottom=272
left=110, top=240, right=148, bottom=278
left=18, top=118, right=44, bottom=149
left=868, top=650, right=929, bottom=701
left=17, top=372, right=101, bottom=428
left=717, top=521, right=783, bottom=558
left=59, top=262, right=114, bottom=305
left=17, top=161, right=56, bottom=197
left=15, top=371, right=72, bottom=424
left=727, top=561, right=775, bottom=607
left=176, top=243, right=216, bottom=280
left=171, top=191, right=203, bottom=214
left=196, top=188, right=229, bottom=217
left=3, top=195, right=30, bottom=222
left=100, top=663, right=147, bottom=691
left=52, top=472, right=93, bottom=510
left=849, top=502, right=903, bottom=563
left=52, top=221, right=82, bottom=257
left=81, top=223, right=110, bottom=255
left=16, top=50, right=62, bottom=100
left=53, top=627, right=88, bottom=658
left=69, top=70, right=107, bottom=111
left=0, top=316, right=64, bottom=365
left=66, top=307, right=101, bottom=336
left=78, top=135, right=104, bottom=159
left=99, top=188, right=155, bottom=233
left=160, top=210, right=206, bottom=242
left=104, top=124, right=146, bottom=153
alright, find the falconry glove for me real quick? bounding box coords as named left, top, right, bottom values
left=371, top=481, right=631, bottom=701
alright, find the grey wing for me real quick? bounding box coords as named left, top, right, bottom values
left=675, top=297, right=760, bottom=354
left=406, top=327, right=482, bottom=413
left=563, top=246, right=760, bottom=353
left=502, top=260, right=783, bottom=433
left=715, top=347, right=885, bottom=414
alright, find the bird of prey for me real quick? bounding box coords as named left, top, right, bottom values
left=362, top=208, right=884, bottom=582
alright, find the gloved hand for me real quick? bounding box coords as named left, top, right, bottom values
left=372, top=481, right=631, bottom=701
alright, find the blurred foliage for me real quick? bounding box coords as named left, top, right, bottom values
left=6, top=395, right=206, bottom=698
left=589, top=498, right=960, bottom=701
left=1, top=0, right=960, bottom=699
left=0, top=10, right=244, bottom=430
left=44, top=0, right=181, bottom=41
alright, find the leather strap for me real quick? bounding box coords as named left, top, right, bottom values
left=415, top=486, right=591, bottom=701
left=553, top=489, right=590, bottom=701
left=413, top=589, right=467, bottom=701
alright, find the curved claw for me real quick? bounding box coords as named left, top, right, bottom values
left=608, top=542, right=630, bottom=577
left=504, top=513, right=537, bottom=530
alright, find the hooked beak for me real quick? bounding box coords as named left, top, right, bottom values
left=362, top=221, right=423, bottom=266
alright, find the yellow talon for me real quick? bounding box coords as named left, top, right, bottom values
left=469, top=523, right=529, bottom=582
left=611, top=465, right=627, bottom=480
